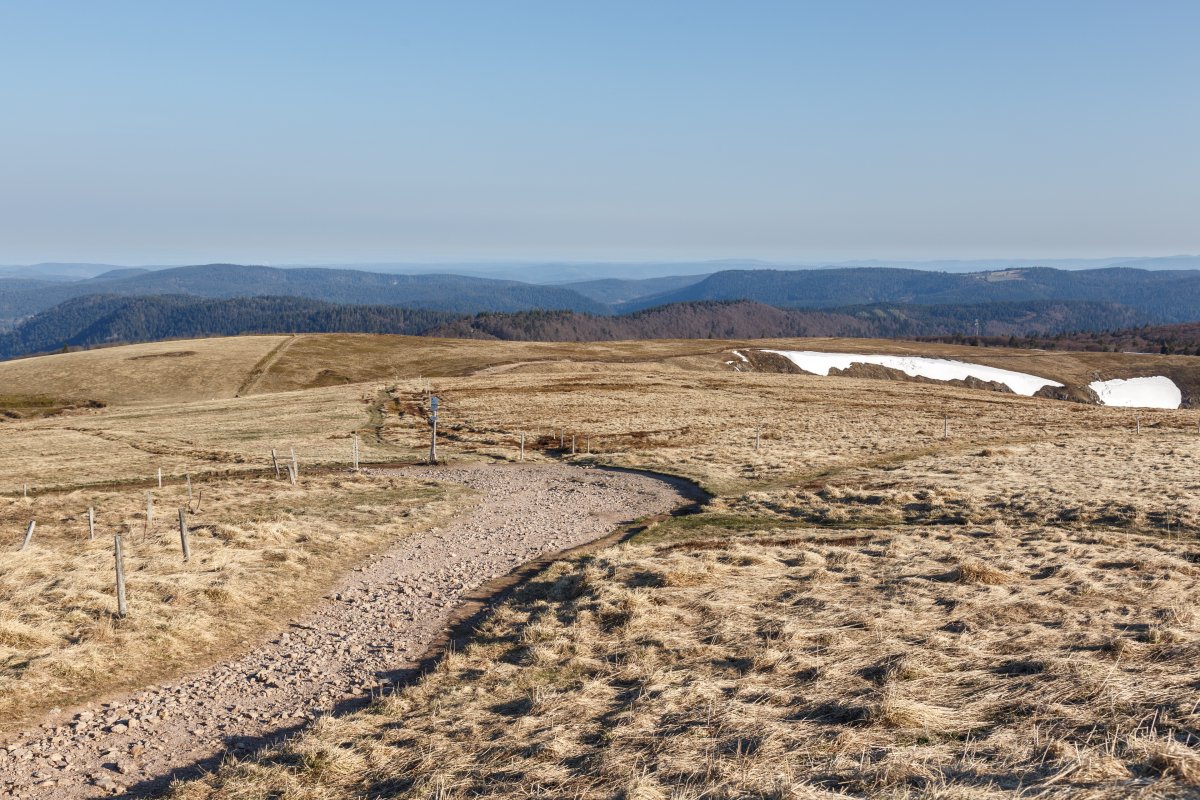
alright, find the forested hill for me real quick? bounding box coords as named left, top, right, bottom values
left=427, top=299, right=1143, bottom=341
left=622, top=267, right=1200, bottom=321
left=945, top=321, right=1200, bottom=356
left=0, top=293, right=1186, bottom=362
left=0, top=295, right=459, bottom=360
left=0, top=263, right=607, bottom=322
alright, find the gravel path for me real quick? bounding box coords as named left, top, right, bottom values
left=0, top=464, right=694, bottom=798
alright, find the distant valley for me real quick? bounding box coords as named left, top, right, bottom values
left=1, top=263, right=1200, bottom=361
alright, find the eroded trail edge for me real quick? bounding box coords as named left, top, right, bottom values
left=0, top=464, right=695, bottom=799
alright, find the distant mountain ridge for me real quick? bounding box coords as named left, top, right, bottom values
left=0, top=263, right=607, bottom=323
left=2, top=264, right=1200, bottom=360
left=620, top=267, right=1200, bottom=321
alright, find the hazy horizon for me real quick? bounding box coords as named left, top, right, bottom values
left=2, top=2, right=1197, bottom=265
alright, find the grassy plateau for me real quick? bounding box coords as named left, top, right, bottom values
left=0, top=333, right=1199, bottom=797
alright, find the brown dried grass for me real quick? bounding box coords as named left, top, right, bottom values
left=0, top=473, right=466, bottom=733
left=172, top=515, right=1200, bottom=799
left=1, top=333, right=1199, bottom=796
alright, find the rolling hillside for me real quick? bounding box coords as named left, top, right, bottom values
left=3, top=330, right=1197, bottom=409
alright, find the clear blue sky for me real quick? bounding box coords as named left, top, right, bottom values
left=1, top=1, right=1196, bottom=265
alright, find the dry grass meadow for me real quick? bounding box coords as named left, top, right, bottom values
left=2, top=333, right=1200, bottom=796
left=0, top=473, right=468, bottom=734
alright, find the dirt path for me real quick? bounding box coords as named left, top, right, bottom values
left=0, top=464, right=696, bottom=799
left=233, top=334, right=301, bottom=397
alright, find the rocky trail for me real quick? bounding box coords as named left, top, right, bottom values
left=0, top=464, right=696, bottom=798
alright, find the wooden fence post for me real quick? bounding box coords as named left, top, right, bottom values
left=271, top=449, right=281, bottom=479
left=571, top=435, right=576, bottom=455
left=88, top=507, right=95, bottom=541
left=19, top=520, right=35, bottom=551
left=23, top=483, right=27, bottom=498
left=352, top=433, right=360, bottom=471
left=157, top=468, right=162, bottom=489
left=943, top=415, right=949, bottom=439
left=290, top=448, right=298, bottom=478
left=520, top=432, right=525, bottom=462
left=178, top=508, right=191, bottom=562
left=1136, top=414, right=1141, bottom=435
left=288, top=463, right=297, bottom=486
left=114, top=535, right=127, bottom=618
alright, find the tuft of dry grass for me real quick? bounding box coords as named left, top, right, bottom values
left=952, top=559, right=1011, bottom=584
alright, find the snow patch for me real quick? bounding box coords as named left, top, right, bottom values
left=731, top=350, right=749, bottom=363
left=762, top=350, right=1063, bottom=397
left=1088, top=376, right=1181, bottom=409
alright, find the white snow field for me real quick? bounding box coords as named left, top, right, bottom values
left=762, top=350, right=1063, bottom=397
left=1087, top=376, right=1182, bottom=409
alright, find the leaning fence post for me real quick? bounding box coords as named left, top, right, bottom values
left=88, top=507, right=95, bottom=541
left=288, top=463, right=297, bottom=486
left=19, top=520, right=35, bottom=551
left=178, top=508, right=191, bottom=562
left=114, top=535, right=127, bottom=618
left=271, top=448, right=281, bottom=479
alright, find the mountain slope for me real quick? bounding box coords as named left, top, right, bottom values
left=428, top=299, right=1143, bottom=342
left=0, top=295, right=461, bottom=359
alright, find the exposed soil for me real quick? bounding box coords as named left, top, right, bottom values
left=0, top=464, right=694, bottom=798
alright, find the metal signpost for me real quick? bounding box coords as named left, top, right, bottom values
left=429, top=395, right=439, bottom=464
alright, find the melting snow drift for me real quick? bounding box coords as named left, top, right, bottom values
left=1088, top=376, right=1181, bottom=409
left=762, top=350, right=1063, bottom=397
